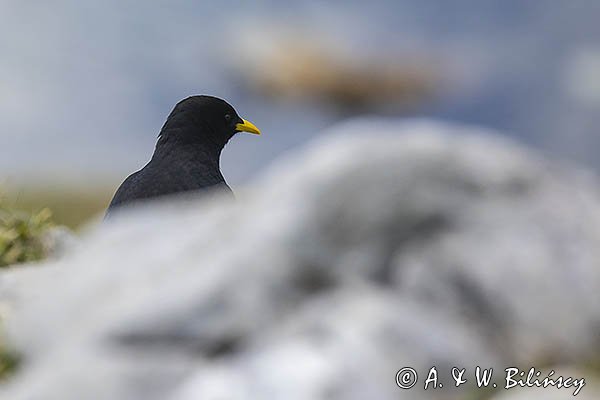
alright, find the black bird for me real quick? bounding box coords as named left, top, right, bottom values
left=106, top=95, right=260, bottom=214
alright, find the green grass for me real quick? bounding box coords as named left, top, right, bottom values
left=0, top=206, right=56, bottom=268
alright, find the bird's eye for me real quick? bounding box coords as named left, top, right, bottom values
left=224, top=114, right=232, bottom=122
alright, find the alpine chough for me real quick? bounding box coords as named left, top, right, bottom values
left=106, top=95, right=260, bottom=214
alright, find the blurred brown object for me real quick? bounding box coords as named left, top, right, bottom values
left=235, top=36, right=440, bottom=112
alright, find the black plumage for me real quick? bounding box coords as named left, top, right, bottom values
left=106, top=95, right=260, bottom=215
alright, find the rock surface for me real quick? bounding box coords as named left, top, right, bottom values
left=1, top=119, right=600, bottom=399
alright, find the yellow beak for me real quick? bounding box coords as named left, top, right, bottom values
left=235, top=119, right=261, bottom=135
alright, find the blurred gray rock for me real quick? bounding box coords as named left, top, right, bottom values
left=1, top=119, right=600, bottom=400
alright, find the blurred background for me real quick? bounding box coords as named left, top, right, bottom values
left=1, top=0, right=600, bottom=228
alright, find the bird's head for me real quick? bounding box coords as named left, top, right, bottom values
left=158, top=95, right=260, bottom=149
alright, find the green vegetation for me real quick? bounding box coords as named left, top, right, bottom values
left=0, top=205, right=55, bottom=268
left=1, top=183, right=113, bottom=267
left=0, top=342, right=19, bottom=381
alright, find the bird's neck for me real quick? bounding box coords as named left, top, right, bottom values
left=153, top=134, right=224, bottom=168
